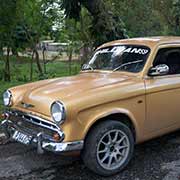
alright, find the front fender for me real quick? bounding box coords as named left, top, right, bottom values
left=77, top=105, right=142, bottom=143
left=61, top=95, right=145, bottom=143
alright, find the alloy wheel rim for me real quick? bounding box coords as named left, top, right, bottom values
left=96, top=129, right=130, bottom=170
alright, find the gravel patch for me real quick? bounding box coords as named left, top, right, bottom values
left=1, top=130, right=180, bottom=179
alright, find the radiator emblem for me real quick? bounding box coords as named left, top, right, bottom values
left=21, top=102, right=34, bottom=109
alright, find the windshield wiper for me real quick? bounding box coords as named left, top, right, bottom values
left=113, top=60, right=143, bottom=72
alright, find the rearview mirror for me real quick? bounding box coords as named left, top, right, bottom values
left=148, top=64, right=169, bottom=76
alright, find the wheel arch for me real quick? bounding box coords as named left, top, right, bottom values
left=84, top=111, right=138, bottom=143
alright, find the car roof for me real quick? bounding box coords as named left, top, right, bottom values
left=97, top=36, right=180, bottom=50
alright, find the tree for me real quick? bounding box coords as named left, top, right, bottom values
left=0, top=0, right=17, bottom=81
left=19, top=0, right=65, bottom=79
left=0, top=0, right=63, bottom=81
left=61, top=0, right=128, bottom=47
left=107, top=0, right=170, bottom=37
left=172, top=0, right=180, bottom=34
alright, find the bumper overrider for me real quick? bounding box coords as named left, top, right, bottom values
left=0, top=110, right=84, bottom=154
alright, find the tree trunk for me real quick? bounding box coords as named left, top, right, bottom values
left=12, top=47, right=19, bottom=57
left=42, top=49, right=47, bottom=74
left=30, top=51, right=34, bottom=81
left=33, top=49, right=43, bottom=76
left=175, top=16, right=180, bottom=34
left=82, top=0, right=101, bottom=16
left=0, top=45, right=3, bottom=56
left=68, top=49, right=73, bottom=75
left=4, top=47, right=11, bottom=82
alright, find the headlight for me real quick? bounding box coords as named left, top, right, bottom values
left=3, top=90, right=12, bottom=107
left=51, top=101, right=66, bottom=125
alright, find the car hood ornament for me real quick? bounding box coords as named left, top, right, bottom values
left=21, top=102, right=34, bottom=109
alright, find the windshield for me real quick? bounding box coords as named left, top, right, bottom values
left=82, top=45, right=151, bottom=73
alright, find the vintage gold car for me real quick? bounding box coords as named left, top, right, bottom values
left=1, top=36, right=180, bottom=176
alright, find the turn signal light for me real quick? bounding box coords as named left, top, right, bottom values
left=53, top=133, right=60, bottom=141
left=1, top=113, right=9, bottom=119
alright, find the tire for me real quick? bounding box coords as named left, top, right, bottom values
left=81, top=120, right=134, bottom=176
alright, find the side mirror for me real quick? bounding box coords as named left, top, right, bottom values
left=148, top=64, right=169, bottom=77
left=81, top=64, right=94, bottom=71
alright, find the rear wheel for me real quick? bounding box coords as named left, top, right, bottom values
left=82, top=120, right=134, bottom=176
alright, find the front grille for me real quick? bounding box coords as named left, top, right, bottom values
left=8, top=110, right=61, bottom=141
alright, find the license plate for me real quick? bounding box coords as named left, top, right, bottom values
left=12, top=131, right=32, bottom=145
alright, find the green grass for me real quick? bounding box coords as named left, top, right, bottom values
left=0, top=56, right=81, bottom=113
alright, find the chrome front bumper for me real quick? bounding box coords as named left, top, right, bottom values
left=0, top=111, right=84, bottom=154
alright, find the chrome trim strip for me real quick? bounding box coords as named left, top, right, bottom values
left=42, top=140, right=84, bottom=152
left=1, top=120, right=12, bottom=138
left=37, top=132, right=44, bottom=154
left=0, top=120, right=84, bottom=153
left=8, top=110, right=64, bottom=139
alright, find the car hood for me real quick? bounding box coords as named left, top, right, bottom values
left=11, top=72, right=142, bottom=117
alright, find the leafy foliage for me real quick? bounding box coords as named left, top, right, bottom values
left=173, top=0, right=180, bottom=34
left=0, top=0, right=17, bottom=47
left=61, top=0, right=128, bottom=47
left=1, top=0, right=180, bottom=83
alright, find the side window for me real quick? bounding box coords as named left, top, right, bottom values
left=153, top=47, right=180, bottom=75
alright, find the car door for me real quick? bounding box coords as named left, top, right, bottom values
left=144, top=46, right=180, bottom=134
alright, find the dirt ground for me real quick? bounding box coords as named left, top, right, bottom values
left=0, top=130, right=180, bottom=180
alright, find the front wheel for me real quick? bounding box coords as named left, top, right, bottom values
left=81, top=120, right=134, bottom=176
